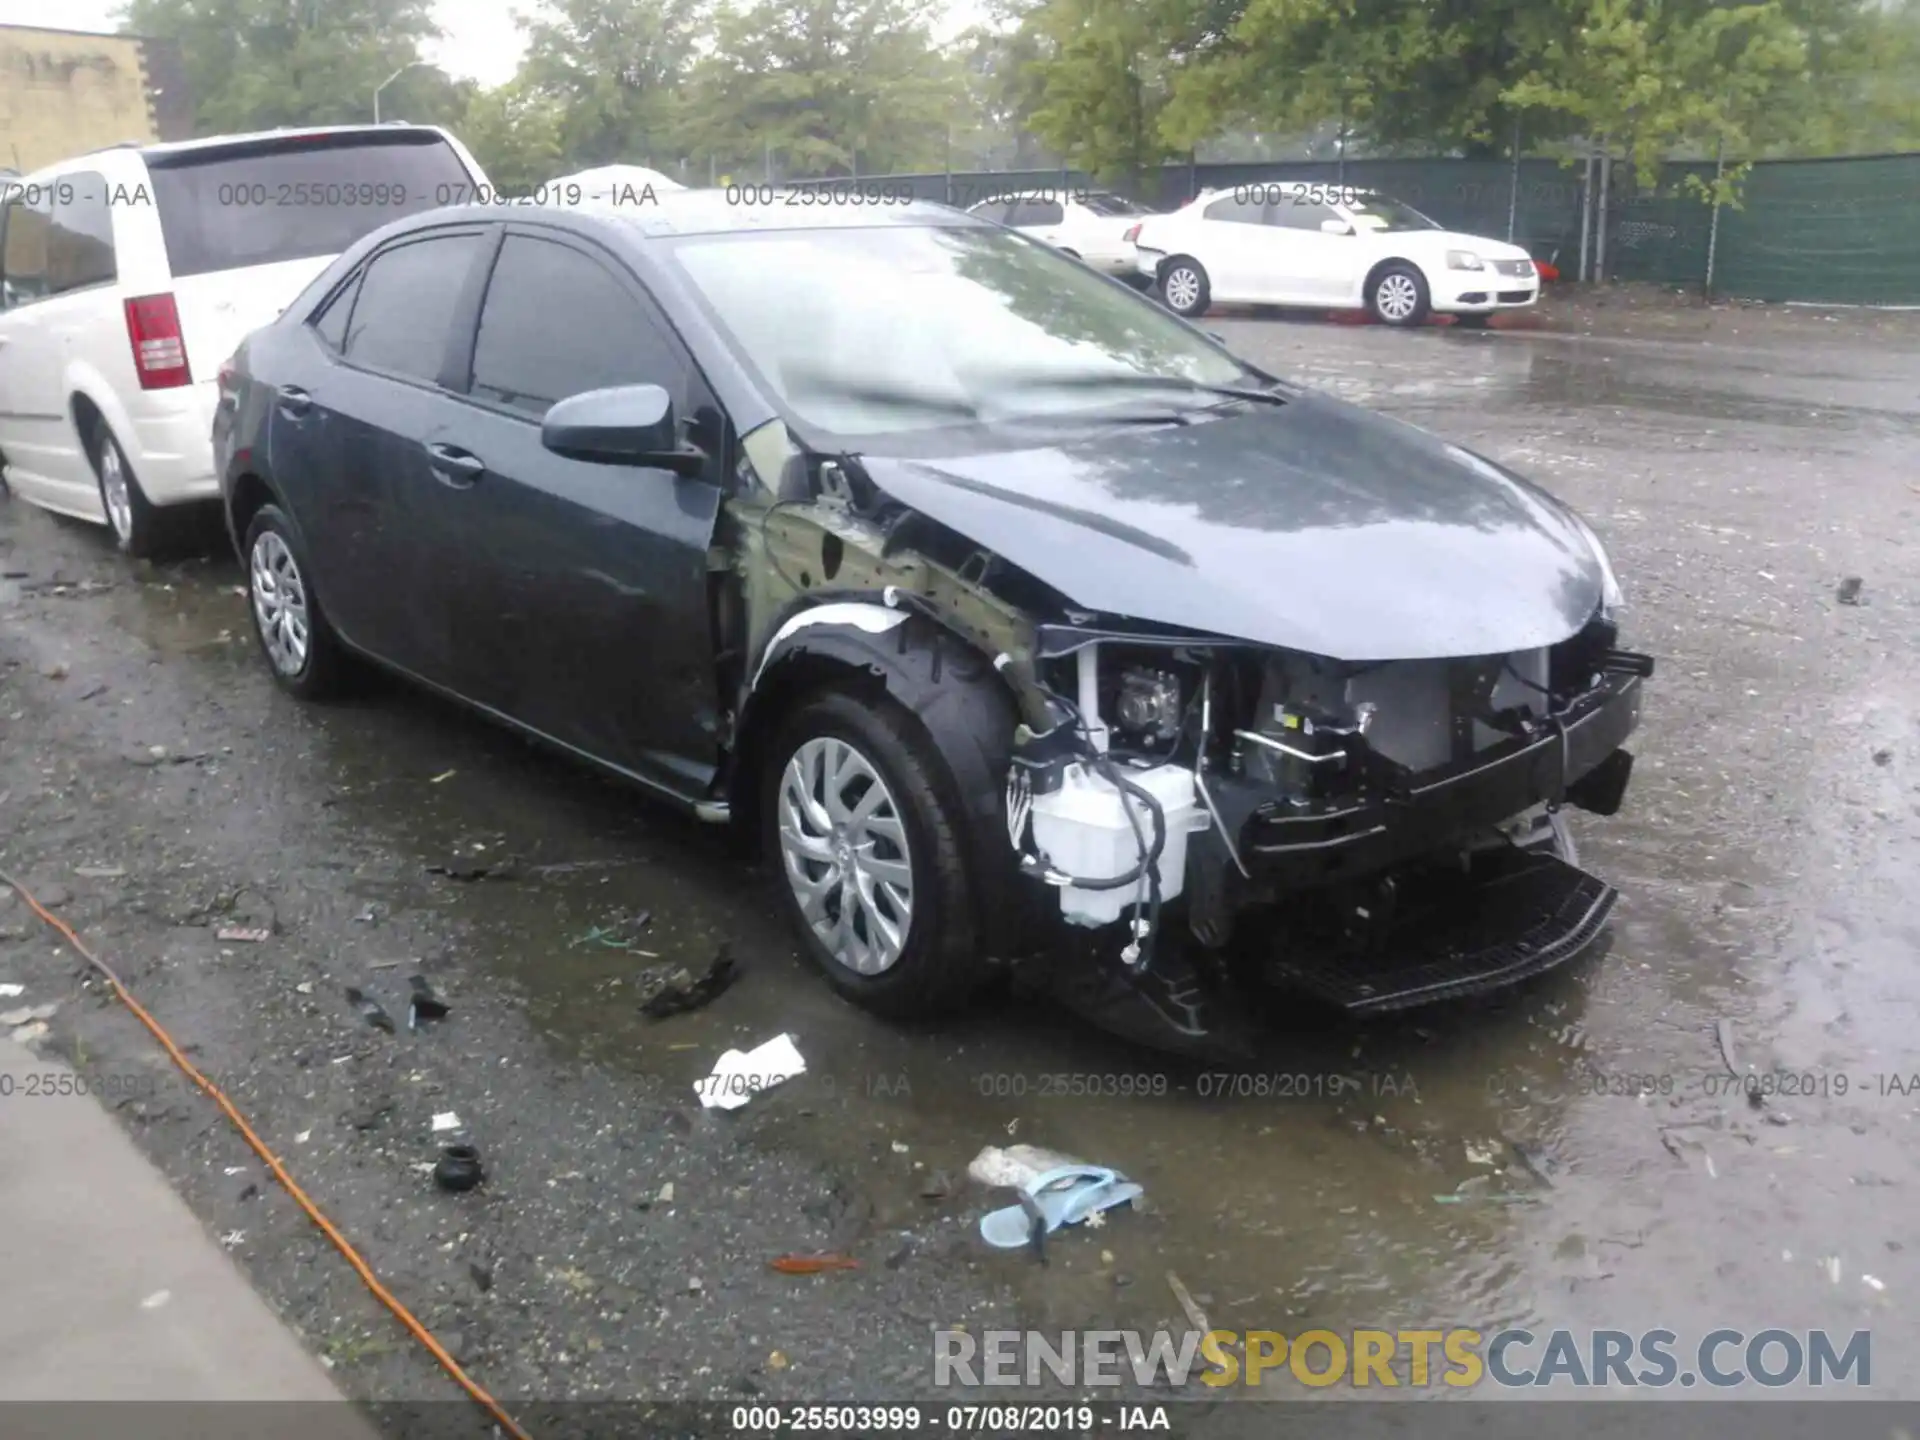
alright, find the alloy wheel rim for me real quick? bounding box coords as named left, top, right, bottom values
left=99, top=444, right=133, bottom=541
left=250, top=531, right=311, bottom=676
left=1166, top=268, right=1200, bottom=311
left=777, top=735, right=914, bottom=975
left=1378, top=274, right=1418, bottom=320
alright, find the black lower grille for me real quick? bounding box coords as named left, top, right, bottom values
left=1262, top=850, right=1615, bottom=1015
left=1498, top=289, right=1534, bottom=303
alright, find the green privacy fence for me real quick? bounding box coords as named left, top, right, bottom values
left=800, top=152, right=1920, bottom=306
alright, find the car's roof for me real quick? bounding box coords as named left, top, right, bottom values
left=435, top=188, right=978, bottom=240
left=133, top=123, right=451, bottom=161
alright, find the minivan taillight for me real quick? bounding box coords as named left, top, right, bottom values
left=1123, top=223, right=1142, bottom=243
left=124, top=294, right=192, bottom=389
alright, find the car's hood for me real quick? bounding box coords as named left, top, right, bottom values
left=860, top=390, right=1604, bottom=661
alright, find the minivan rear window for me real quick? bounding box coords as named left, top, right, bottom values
left=145, top=132, right=474, bottom=278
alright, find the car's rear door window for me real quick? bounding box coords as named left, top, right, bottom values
left=1203, top=195, right=1265, bottom=225
left=467, top=234, right=684, bottom=419
left=340, top=232, right=484, bottom=383
left=0, top=187, right=52, bottom=308
left=1009, top=199, right=1064, bottom=227
left=310, top=271, right=360, bottom=351
left=1270, top=197, right=1339, bottom=231
left=145, top=132, right=475, bottom=278
left=47, top=171, right=115, bottom=294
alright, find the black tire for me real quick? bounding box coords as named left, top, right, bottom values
left=1159, top=256, right=1211, bottom=317
left=242, top=503, right=348, bottom=700
left=1454, top=313, right=1493, bottom=330
left=89, top=423, right=165, bottom=558
left=763, top=688, right=989, bottom=1019
left=1368, top=261, right=1431, bottom=327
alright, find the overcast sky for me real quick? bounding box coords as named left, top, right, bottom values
left=0, top=0, right=983, bottom=89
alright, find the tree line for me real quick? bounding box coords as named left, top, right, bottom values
left=121, top=0, right=1920, bottom=198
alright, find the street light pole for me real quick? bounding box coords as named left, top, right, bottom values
left=373, top=62, right=424, bottom=124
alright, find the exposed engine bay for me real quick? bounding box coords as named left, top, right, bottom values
left=719, top=423, right=1654, bottom=1058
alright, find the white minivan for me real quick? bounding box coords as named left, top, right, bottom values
left=0, top=124, right=490, bottom=554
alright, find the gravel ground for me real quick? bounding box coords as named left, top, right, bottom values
left=3, top=295, right=1919, bottom=1435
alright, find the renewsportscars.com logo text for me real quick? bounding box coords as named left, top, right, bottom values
left=933, top=1327, right=1872, bottom=1389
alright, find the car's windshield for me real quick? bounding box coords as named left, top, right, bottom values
left=664, top=223, right=1254, bottom=443
left=1344, top=193, right=1441, bottom=233
left=1081, top=192, right=1145, bottom=217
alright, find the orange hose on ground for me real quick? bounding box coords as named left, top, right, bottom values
left=0, top=868, right=533, bottom=1440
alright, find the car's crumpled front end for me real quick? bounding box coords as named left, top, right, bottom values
left=725, top=397, right=1653, bottom=1057
left=998, top=612, right=1649, bottom=1053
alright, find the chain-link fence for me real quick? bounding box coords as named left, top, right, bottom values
left=776, top=152, right=1920, bottom=306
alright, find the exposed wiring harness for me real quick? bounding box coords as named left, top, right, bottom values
left=1021, top=678, right=1170, bottom=975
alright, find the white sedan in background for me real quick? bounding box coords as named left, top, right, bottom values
left=966, top=191, right=1154, bottom=283
left=1130, top=184, right=1540, bottom=326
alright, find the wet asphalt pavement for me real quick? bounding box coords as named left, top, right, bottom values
left=2, top=295, right=1919, bottom=1426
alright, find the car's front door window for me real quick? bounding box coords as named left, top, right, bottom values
left=468, top=234, right=685, bottom=416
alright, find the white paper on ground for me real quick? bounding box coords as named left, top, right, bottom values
left=0, top=984, right=23, bottom=998
left=694, top=1032, right=806, bottom=1110
left=431, top=1111, right=463, bottom=1133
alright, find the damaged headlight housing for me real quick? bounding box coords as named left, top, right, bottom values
left=1568, top=509, right=1625, bottom=617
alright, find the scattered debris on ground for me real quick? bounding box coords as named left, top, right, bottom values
left=406, top=973, right=450, bottom=1028
left=769, top=1254, right=860, bottom=1274
left=344, top=986, right=395, bottom=1033
left=433, top=1145, right=484, bottom=1192
left=639, top=942, right=737, bottom=1019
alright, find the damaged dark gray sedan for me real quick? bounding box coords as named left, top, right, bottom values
left=213, top=193, right=1652, bottom=1056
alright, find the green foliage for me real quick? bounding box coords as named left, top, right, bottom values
left=1506, top=0, right=1810, bottom=191
left=951, top=0, right=1055, bottom=168
left=680, top=0, right=961, bottom=175
left=1021, top=0, right=1189, bottom=184
left=453, top=83, right=569, bottom=193
left=518, top=0, right=704, bottom=167
left=117, top=0, right=440, bottom=132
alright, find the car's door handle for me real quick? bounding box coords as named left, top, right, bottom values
left=276, top=385, right=312, bottom=416
left=425, top=442, right=485, bottom=485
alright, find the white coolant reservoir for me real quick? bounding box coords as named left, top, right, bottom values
left=1028, top=762, right=1207, bottom=927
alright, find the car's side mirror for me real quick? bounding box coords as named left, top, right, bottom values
left=1321, top=219, right=1355, bottom=236
left=541, top=383, right=706, bottom=474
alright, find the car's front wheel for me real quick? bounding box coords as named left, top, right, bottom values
left=1159, top=257, right=1211, bottom=317
left=244, top=504, right=348, bottom=699
left=1368, top=262, right=1430, bottom=327
left=764, top=689, right=990, bottom=1018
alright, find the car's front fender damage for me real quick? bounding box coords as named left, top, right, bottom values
left=711, top=422, right=1655, bottom=1057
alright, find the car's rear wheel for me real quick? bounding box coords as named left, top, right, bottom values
left=90, top=426, right=164, bottom=558
left=764, top=689, right=989, bottom=1018
left=1368, top=262, right=1430, bottom=327
left=1160, top=257, right=1211, bottom=317
left=244, top=504, right=347, bottom=700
